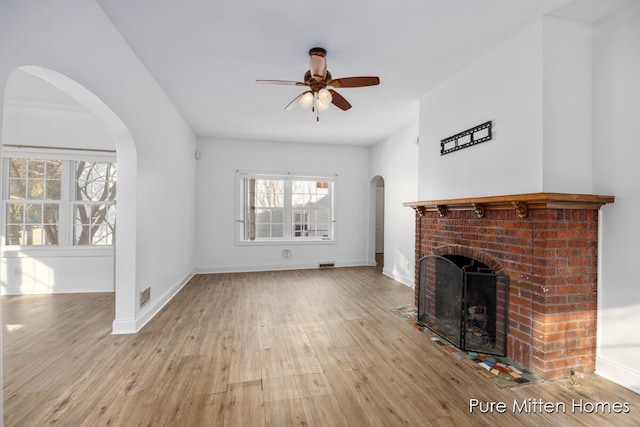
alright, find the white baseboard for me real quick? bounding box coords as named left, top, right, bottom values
left=382, top=267, right=414, bottom=288
left=194, top=260, right=369, bottom=274
left=111, top=271, right=194, bottom=335
left=595, top=356, right=640, bottom=394
left=1, top=281, right=114, bottom=295
left=112, top=318, right=136, bottom=334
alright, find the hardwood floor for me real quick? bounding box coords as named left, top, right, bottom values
left=3, top=267, right=640, bottom=426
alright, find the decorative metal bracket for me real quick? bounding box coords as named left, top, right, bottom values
left=512, top=201, right=528, bottom=219
left=435, top=205, right=447, bottom=217
left=440, top=121, right=492, bottom=155
left=473, top=203, right=485, bottom=218
left=413, top=206, right=427, bottom=217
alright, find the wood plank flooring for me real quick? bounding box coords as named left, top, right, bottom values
left=3, top=267, right=640, bottom=426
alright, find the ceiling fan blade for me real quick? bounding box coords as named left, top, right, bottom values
left=285, top=91, right=310, bottom=110
left=256, top=79, right=307, bottom=86
left=327, top=76, right=380, bottom=88
left=329, top=90, right=352, bottom=111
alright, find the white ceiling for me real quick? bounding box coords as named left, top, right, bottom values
left=87, top=0, right=629, bottom=146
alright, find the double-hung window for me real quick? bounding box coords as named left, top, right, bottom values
left=5, top=158, right=62, bottom=246
left=2, top=150, right=116, bottom=248
left=237, top=171, right=335, bottom=243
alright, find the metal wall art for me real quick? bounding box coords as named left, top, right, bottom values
left=440, top=121, right=492, bottom=155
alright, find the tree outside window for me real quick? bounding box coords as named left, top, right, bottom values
left=73, top=161, right=116, bottom=245
left=3, top=157, right=116, bottom=247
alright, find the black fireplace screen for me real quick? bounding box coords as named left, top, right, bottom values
left=418, top=255, right=508, bottom=356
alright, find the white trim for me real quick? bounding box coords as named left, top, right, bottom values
left=1, top=281, right=113, bottom=295
left=111, top=271, right=194, bottom=335
left=382, top=267, right=414, bottom=288
left=596, top=356, right=640, bottom=395
left=194, top=260, right=368, bottom=274
left=112, top=317, right=136, bottom=335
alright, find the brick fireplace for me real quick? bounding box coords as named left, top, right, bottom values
left=404, top=193, right=614, bottom=380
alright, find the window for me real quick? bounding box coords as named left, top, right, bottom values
left=238, top=171, right=334, bottom=243
left=72, top=161, right=117, bottom=245
left=2, top=153, right=116, bottom=248
left=5, top=158, right=62, bottom=245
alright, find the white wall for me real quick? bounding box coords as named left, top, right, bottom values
left=592, top=1, right=640, bottom=394
left=542, top=16, right=593, bottom=193
left=418, top=16, right=595, bottom=200
left=419, top=20, right=544, bottom=200
left=0, top=0, right=197, bottom=333
left=369, top=121, right=420, bottom=287
left=195, top=138, right=369, bottom=272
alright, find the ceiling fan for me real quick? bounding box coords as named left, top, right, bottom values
left=256, top=47, right=380, bottom=121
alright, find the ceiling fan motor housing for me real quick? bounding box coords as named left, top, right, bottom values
left=308, top=47, right=328, bottom=81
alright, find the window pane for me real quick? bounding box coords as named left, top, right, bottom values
left=272, top=224, right=283, bottom=237
left=256, top=224, right=271, bottom=238
left=43, top=204, right=59, bottom=224
left=9, top=178, right=26, bottom=199
left=28, top=159, right=45, bottom=178
left=45, top=160, right=62, bottom=179
left=6, top=203, right=23, bottom=223
left=73, top=203, right=115, bottom=245
left=255, top=179, right=284, bottom=208
left=26, top=204, right=42, bottom=223
left=6, top=225, right=22, bottom=245
left=75, top=161, right=116, bottom=202
left=28, top=179, right=45, bottom=199
left=91, top=224, right=113, bottom=245
left=45, top=180, right=62, bottom=200
left=43, top=225, right=59, bottom=245
left=9, top=158, right=26, bottom=178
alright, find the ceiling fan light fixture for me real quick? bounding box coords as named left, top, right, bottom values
left=257, top=47, right=379, bottom=119
left=318, top=88, right=332, bottom=105
left=317, top=99, right=330, bottom=111
left=298, top=91, right=314, bottom=109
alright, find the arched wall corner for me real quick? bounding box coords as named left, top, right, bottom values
left=2, top=65, right=138, bottom=334
left=368, top=175, right=385, bottom=267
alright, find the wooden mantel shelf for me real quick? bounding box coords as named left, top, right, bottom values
left=403, top=192, right=615, bottom=219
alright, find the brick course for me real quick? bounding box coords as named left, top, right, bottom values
left=413, top=207, right=599, bottom=380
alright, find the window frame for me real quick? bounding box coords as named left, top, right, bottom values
left=235, top=170, right=336, bottom=245
left=1, top=147, right=116, bottom=254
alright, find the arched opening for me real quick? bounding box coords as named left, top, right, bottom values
left=1, top=66, right=137, bottom=333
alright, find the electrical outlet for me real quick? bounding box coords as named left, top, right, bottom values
left=140, top=287, right=151, bottom=308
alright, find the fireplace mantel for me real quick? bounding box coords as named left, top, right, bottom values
left=403, top=192, right=614, bottom=219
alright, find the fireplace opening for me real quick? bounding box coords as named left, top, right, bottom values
left=418, top=255, right=509, bottom=356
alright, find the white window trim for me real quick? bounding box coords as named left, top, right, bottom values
left=235, top=170, right=337, bottom=246
left=0, top=147, right=116, bottom=255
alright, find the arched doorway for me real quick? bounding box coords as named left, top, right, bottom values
left=369, top=175, right=385, bottom=272
left=1, top=66, right=137, bottom=332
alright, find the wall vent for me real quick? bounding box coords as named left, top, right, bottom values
left=318, top=262, right=335, bottom=268
left=140, top=287, right=151, bottom=308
